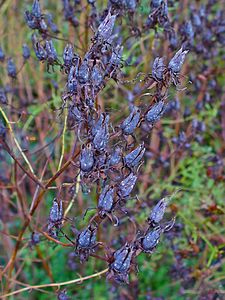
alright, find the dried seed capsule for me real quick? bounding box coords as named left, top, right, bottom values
left=91, top=64, right=103, bottom=86
left=0, top=46, right=5, bottom=62
left=78, top=59, right=89, bottom=84
left=110, top=45, right=123, bottom=67
left=96, top=12, right=116, bottom=41
left=7, top=58, right=17, bottom=78
left=80, top=143, right=95, bottom=172
left=63, top=44, right=74, bottom=66
left=192, top=12, right=201, bottom=28
left=39, top=19, right=48, bottom=31
left=46, top=14, right=60, bottom=34
left=67, top=105, right=82, bottom=129
left=141, top=227, right=162, bottom=252
left=22, top=44, right=30, bottom=60
left=30, top=232, right=40, bottom=246
left=148, top=198, right=168, bottom=224
left=151, top=0, right=162, bottom=9
left=118, top=172, right=137, bottom=198
left=168, top=47, right=189, bottom=74
left=109, top=243, right=136, bottom=283
left=125, top=0, right=136, bottom=11
left=145, top=100, right=165, bottom=124
left=77, top=226, right=97, bottom=249
left=93, top=114, right=109, bottom=151
left=91, top=113, right=105, bottom=137
left=124, top=143, right=145, bottom=168
left=0, top=120, right=6, bottom=139
left=111, top=244, right=133, bottom=272
left=109, top=146, right=122, bottom=166
left=98, top=185, right=115, bottom=216
left=32, top=35, right=47, bottom=61
left=35, top=43, right=47, bottom=61
left=67, top=65, right=78, bottom=93
left=24, top=11, right=38, bottom=29
left=31, top=0, right=41, bottom=19
left=49, top=199, right=63, bottom=224
left=57, top=289, right=69, bottom=300
left=183, top=21, right=194, bottom=40
left=120, top=106, right=141, bottom=135
left=0, top=88, right=7, bottom=104
left=152, top=57, right=165, bottom=81
left=45, top=40, right=58, bottom=61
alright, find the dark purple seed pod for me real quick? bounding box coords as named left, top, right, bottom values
left=24, top=11, right=38, bottom=29
left=49, top=199, right=63, bottom=224
left=91, top=113, right=105, bottom=136
left=111, top=244, right=133, bottom=272
left=192, top=13, right=201, bottom=28
left=80, top=143, right=95, bottom=172
left=78, top=59, right=89, bottom=84
left=198, top=121, right=206, bottom=132
left=168, top=47, right=189, bottom=74
left=120, top=106, right=141, bottom=135
left=63, top=44, right=74, bottom=66
left=32, top=35, right=47, bottom=61
left=145, top=100, right=165, bottom=124
left=0, top=120, right=6, bottom=139
left=109, top=243, right=136, bottom=283
left=67, top=65, right=78, bottom=93
left=96, top=12, right=116, bottom=41
left=0, top=47, right=5, bottom=62
left=35, top=43, right=47, bottom=61
left=151, top=0, right=162, bottom=9
left=148, top=198, right=168, bottom=224
left=192, top=118, right=198, bottom=129
left=124, top=143, right=145, bottom=168
left=70, top=16, right=79, bottom=27
left=91, top=64, right=103, bottom=86
left=45, top=40, right=58, bottom=61
left=7, top=58, right=17, bottom=79
left=141, top=227, right=162, bottom=252
left=30, top=232, right=40, bottom=246
left=118, top=172, right=137, bottom=198
left=39, top=19, right=48, bottom=32
left=98, top=185, right=115, bottom=215
left=183, top=107, right=191, bottom=118
left=125, top=0, right=136, bottom=11
left=168, top=30, right=178, bottom=49
left=67, top=105, right=82, bottom=125
left=152, top=57, right=165, bottom=81
left=145, top=14, right=156, bottom=29
left=109, top=146, right=122, bottom=166
left=46, top=14, right=60, bottom=34
left=57, top=289, right=69, bottom=300
left=31, top=0, right=41, bottom=19
left=77, top=226, right=97, bottom=249
left=93, top=116, right=109, bottom=151
left=22, top=44, right=30, bottom=60
left=109, top=45, right=123, bottom=67
left=0, top=88, right=7, bottom=104
left=183, top=21, right=194, bottom=40
left=178, top=131, right=187, bottom=143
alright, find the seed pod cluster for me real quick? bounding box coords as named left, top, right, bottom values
left=21, top=0, right=194, bottom=286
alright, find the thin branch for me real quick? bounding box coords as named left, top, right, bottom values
left=0, top=268, right=109, bottom=298
left=0, top=106, right=35, bottom=174
left=57, top=107, right=68, bottom=171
